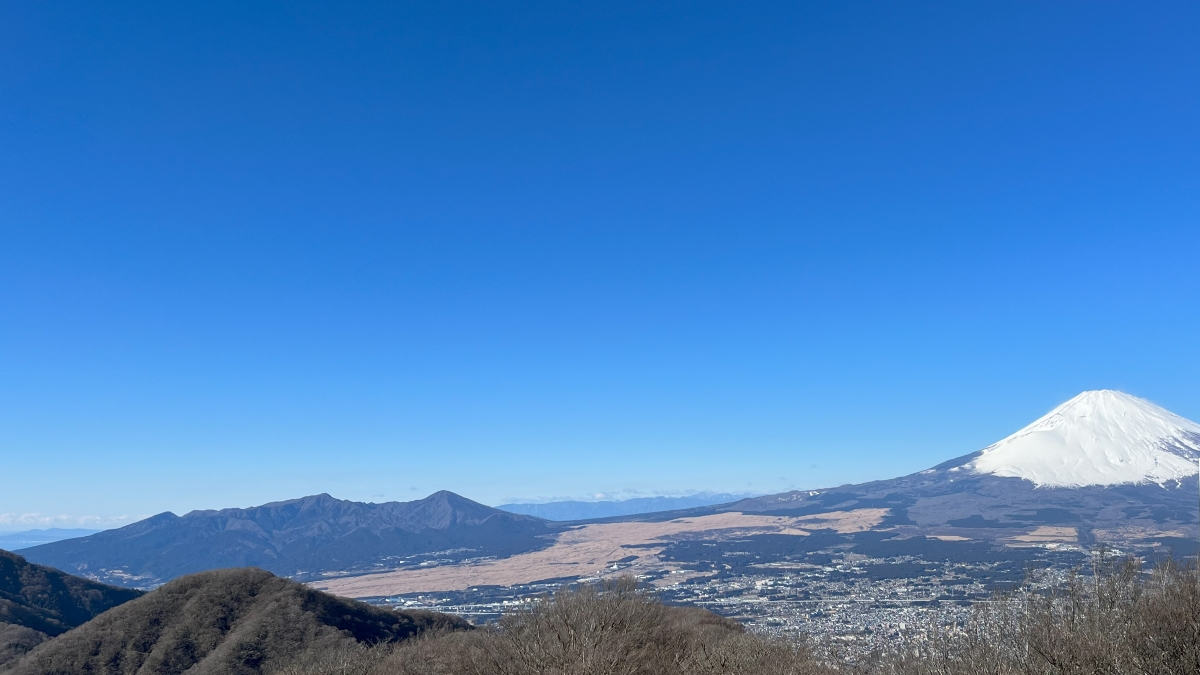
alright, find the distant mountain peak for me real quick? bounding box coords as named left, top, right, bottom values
left=421, top=490, right=472, bottom=504
left=19, top=491, right=552, bottom=588
left=966, top=390, right=1200, bottom=487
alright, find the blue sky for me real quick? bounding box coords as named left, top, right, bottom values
left=2, top=1, right=1199, bottom=528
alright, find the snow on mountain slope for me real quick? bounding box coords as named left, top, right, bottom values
left=967, top=390, right=1200, bottom=487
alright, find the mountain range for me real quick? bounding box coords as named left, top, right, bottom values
left=19, top=491, right=552, bottom=588
left=17, top=390, right=1200, bottom=592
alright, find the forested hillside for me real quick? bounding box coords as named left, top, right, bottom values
left=0, top=550, right=142, bottom=668
left=3, top=568, right=467, bottom=675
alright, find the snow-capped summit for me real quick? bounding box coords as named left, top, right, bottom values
left=967, top=390, right=1200, bottom=487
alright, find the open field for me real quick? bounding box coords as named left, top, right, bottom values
left=1012, top=526, right=1078, bottom=543
left=314, top=509, right=888, bottom=597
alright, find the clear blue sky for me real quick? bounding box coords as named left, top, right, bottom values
left=3, top=1, right=1199, bottom=528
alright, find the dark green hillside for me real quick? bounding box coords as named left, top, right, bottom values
left=5, top=567, right=468, bottom=675
left=21, top=492, right=556, bottom=588
left=0, top=550, right=142, bottom=668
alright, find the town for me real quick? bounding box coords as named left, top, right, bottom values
left=367, top=538, right=1097, bottom=654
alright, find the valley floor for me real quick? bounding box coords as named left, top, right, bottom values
left=350, top=538, right=1094, bottom=656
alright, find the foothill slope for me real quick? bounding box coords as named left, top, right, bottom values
left=2, top=567, right=467, bottom=675
left=0, top=550, right=143, bottom=668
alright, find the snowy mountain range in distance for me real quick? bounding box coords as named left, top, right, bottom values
left=497, top=493, right=758, bottom=521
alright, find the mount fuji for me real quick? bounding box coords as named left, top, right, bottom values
left=967, top=390, right=1200, bottom=487
left=695, top=390, right=1200, bottom=554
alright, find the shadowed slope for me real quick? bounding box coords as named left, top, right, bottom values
left=0, top=550, right=142, bottom=669
left=0, top=550, right=142, bottom=637
left=4, top=567, right=468, bottom=675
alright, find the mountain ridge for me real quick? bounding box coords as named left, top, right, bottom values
left=20, top=492, right=555, bottom=589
